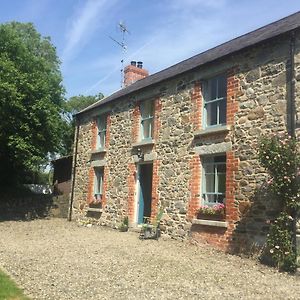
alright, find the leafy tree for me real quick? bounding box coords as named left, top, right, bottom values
left=62, top=93, right=104, bottom=155
left=0, top=22, right=65, bottom=185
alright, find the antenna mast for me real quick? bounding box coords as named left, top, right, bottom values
left=109, top=21, right=130, bottom=88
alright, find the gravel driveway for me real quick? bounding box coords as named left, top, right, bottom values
left=0, top=219, right=299, bottom=299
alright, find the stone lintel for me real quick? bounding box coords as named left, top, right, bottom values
left=192, top=219, right=228, bottom=228
left=132, top=139, right=155, bottom=148
left=133, top=152, right=157, bottom=163
left=144, top=152, right=157, bottom=162
left=194, top=125, right=231, bottom=138
left=194, top=142, right=232, bottom=155
left=91, top=159, right=107, bottom=167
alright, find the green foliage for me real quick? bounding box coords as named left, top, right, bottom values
left=267, top=212, right=297, bottom=272
left=62, top=94, right=104, bottom=155
left=259, top=133, right=300, bottom=272
left=0, top=269, right=30, bottom=299
left=119, top=216, right=129, bottom=232
left=0, top=22, right=65, bottom=185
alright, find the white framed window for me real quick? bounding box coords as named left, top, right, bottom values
left=94, top=168, right=103, bottom=201
left=203, top=75, right=227, bottom=128
left=140, top=100, right=154, bottom=140
left=97, top=114, right=107, bottom=149
left=202, top=155, right=226, bottom=205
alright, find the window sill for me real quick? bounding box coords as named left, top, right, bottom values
left=87, top=208, right=103, bottom=213
left=192, top=219, right=228, bottom=228
left=194, top=125, right=231, bottom=138
left=132, top=139, right=155, bottom=148
left=91, top=148, right=107, bottom=155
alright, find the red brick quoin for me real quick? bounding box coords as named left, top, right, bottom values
left=190, top=80, right=202, bottom=131
left=87, top=115, right=110, bottom=206
left=190, top=68, right=240, bottom=252
left=127, top=97, right=161, bottom=224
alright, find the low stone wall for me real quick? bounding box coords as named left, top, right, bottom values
left=0, top=191, right=69, bottom=220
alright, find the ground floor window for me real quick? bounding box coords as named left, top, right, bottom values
left=94, top=167, right=103, bottom=202
left=202, top=155, right=226, bottom=205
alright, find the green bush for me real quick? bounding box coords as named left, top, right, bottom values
left=259, top=133, right=300, bottom=272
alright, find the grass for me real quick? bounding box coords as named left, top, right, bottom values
left=0, top=269, right=30, bottom=300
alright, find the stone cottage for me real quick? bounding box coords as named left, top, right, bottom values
left=69, top=12, right=300, bottom=252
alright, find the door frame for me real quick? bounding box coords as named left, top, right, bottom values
left=134, top=162, right=153, bottom=225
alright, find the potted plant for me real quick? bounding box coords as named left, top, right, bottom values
left=119, top=216, right=129, bottom=232
left=196, top=203, right=225, bottom=220
left=139, top=209, right=164, bottom=240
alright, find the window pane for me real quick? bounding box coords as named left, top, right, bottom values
left=217, top=173, right=226, bottom=194
left=205, top=174, right=215, bottom=193
left=206, top=194, right=216, bottom=203
left=98, top=116, right=106, bottom=130
left=206, top=102, right=217, bottom=126
left=142, top=118, right=153, bottom=139
left=99, top=132, right=106, bottom=148
left=97, top=115, right=107, bottom=149
left=217, top=163, right=226, bottom=173
left=141, top=100, right=153, bottom=119
left=219, top=99, right=226, bottom=124
left=95, top=169, right=103, bottom=194
left=214, top=156, right=226, bottom=163
left=209, top=78, right=217, bottom=100
left=217, top=194, right=225, bottom=203
left=202, top=155, right=226, bottom=205
left=217, top=76, right=227, bottom=98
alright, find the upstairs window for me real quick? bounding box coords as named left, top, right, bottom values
left=94, top=167, right=103, bottom=201
left=202, top=155, right=226, bottom=205
left=97, top=114, right=107, bottom=149
left=203, top=75, right=227, bottom=127
left=140, top=100, right=154, bottom=140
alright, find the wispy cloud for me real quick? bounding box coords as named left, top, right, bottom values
left=62, top=0, right=115, bottom=64
left=85, top=0, right=230, bottom=95
left=85, top=37, right=156, bottom=94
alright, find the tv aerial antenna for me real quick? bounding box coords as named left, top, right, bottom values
left=109, top=21, right=130, bottom=88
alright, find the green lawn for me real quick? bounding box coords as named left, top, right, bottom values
left=0, top=269, right=29, bottom=300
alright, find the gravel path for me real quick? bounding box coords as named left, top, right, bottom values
left=0, top=219, right=299, bottom=299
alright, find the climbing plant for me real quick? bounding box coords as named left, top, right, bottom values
left=259, top=133, right=300, bottom=272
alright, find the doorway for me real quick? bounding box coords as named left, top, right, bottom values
left=137, top=163, right=153, bottom=224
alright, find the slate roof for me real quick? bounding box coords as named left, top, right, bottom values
left=77, top=11, right=300, bottom=115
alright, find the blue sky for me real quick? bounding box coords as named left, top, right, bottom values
left=1, top=0, right=300, bottom=99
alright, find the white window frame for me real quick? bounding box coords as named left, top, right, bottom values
left=202, top=155, right=226, bottom=205
left=140, top=100, right=154, bottom=141
left=97, top=114, right=107, bottom=149
left=94, top=168, right=103, bottom=201
left=203, top=75, right=227, bottom=128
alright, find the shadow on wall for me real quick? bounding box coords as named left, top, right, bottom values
left=0, top=187, right=54, bottom=221
left=230, top=183, right=282, bottom=262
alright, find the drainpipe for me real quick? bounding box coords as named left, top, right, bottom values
left=288, top=31, right=297, bottom=260
left=68, top=117, right=80, bottom=221
left=289, top=31, right=296, bottom=138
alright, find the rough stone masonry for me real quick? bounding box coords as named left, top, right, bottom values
left=71, top=15, right=300, bottom=254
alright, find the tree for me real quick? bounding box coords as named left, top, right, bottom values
left=62, top=93, right=104, bottom=155
left=0, top=22, right=65, bottom=185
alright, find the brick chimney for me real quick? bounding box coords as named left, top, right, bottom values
left=124, top=61, right=149, bottom=87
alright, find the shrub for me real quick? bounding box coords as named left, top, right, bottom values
left=259, top=133, right=299, bottom=272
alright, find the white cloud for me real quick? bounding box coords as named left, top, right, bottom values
left=62, top=0, right=115, bottom=64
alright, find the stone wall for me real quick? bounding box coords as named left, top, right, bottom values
left=0, top=191, right=67, bottom=220
left=72, top=30, right=300, bottom=253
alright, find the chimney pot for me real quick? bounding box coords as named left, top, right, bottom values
left=137, top=61, right=143, bottom=68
